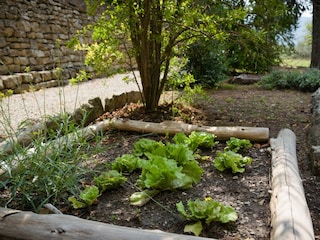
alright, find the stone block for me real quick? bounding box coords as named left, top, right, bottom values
left=14, top=57, right=29, bottom=66
left=7, top=64, right=21, bottom=73
left=31, top=49, right=45, bottom=58
left=39, top=71, right=52, bottom=81
left=35, top=79, right=58, bottom=89
left=31, top=71, right=42, bottom=83
left=72, top=97, right=104, bottom=125
left=0, top=37, right=6, bottom=48
left=4, top=27, right=14, bottom=37
left=310, top=146, right=320, bottom=176
left=20, top=42, right=31, bottom=49
left=21, top=73, right=34, bottom=84
left=0, top=66, right=8, bottom=75
left=2, top=75, right=22, bottom=89
left=0, top=78, right=5, bottom=90
left=14, top=83, right=31, bottom=94
left=2, top=56, right=13, bottom=65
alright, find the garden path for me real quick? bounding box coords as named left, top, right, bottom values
left=0, top=72, right=141, bottom=136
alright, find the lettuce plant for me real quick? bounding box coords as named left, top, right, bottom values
left=133, top=138, right=165, bottom=157
left=224, top=137, right=252, bottom=153
left=173, top=132, right=217, bottom=152
left=68, top=185, right=100, bottom=209
left=176, top=197, right=238, bottom=236
left=111, top=154, right=142, bottom=173
left=94, top=170, right=127, bottom=192
left=214, top=151, right=252, bottom=173
left=136, top=154, right=202, bottom=191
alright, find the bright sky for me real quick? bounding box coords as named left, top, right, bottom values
left=302, top=3, right=312, bottom=17
left=302, top=10, right=312, bottom=17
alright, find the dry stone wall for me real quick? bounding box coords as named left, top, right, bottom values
left=0, top=0, right=92, bottom=92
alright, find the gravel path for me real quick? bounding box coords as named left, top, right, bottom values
left=0, top=72, right=141, bottom=136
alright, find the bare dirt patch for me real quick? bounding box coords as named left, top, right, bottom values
left=69, top=85, right=319, bottom=239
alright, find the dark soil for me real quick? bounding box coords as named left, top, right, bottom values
left=71, top=84, right=320, bottom=239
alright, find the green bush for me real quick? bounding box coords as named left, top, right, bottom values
left=184, top=39, right=228, bottom=88
left=259, top=68, right=320, bottom=92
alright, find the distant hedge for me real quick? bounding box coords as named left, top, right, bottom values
left=259, top=68, right=320, bottom=92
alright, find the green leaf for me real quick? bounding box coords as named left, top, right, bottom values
left=137, top=155, right=194, bottom=190
left=94, top=170, right=127, bottom=192
left=184, top=221, right=203, bottom=236
left=219, top=205, right=238, bottom=223
left=177, top=198, right=238, bottom=228
left=129, top=189, right=160, bottom=206
left=188, top=132, right=217, bottom=151
left=111, top=154, right=142, bottom=173
left=133, top=139, right=165, bottom=157
left=173, top=132, right=217, bottom=152
left=214, top=151, right=252, bottom=173
left=172, top=132, right=190, bottom=145
left=79, top=185, right=100, bottom=206
left=180, top=160, right=203, bottom=184
left=68, top=196, right=87, bottom=209
left=176, top=201, right=191, bottom=218
left=165, top=143, right=194, bottom=164
left=225, top=137, right=252, bottom=153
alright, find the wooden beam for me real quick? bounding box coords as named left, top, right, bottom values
left=270, top=129, right=314, bottom=240
left=0, top=208, right=214, bottom=240
left=108, top=119, right=269, bottom=142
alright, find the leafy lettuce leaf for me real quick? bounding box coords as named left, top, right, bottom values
left=111, top=154, right=142, bottom=173
left=79, top=185, right=100, bottom=205
left=173, top=132, right=217, bottom=152
left=224, top=137, right=252, bottom=152
left=188, top=131, right=218, bottom=151
left=137, top=155, right=195, bottom=190
left=94, top=170, right=127, bottom=192
left=129, top=189, right=160, bottom=206
left=133, top=138, right=165, bottom=157
left=176, top=198, right=238, bottom=225
left=214, top=151, right=252, bottom=173
left=68, top=185, right=100, bottom=209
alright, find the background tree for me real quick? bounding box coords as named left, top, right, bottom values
left=311, top=0, right=320, bottom=68
left=71, top=0, right=253, bottom=111
left=182, top=0, right=306, bottom=90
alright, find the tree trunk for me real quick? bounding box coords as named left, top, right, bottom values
left=130, top=0, right=165, bottom=112
left=311, top=0, right=320, bottom=68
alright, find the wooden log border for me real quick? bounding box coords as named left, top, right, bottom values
left=0, top=128, right=316, bottom=239
left=0, top=208, right=215, bottom=240
left=270, top=128, right=314, bottom=240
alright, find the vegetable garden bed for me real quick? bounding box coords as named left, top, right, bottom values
left=0, top=85, right=317, bottom=239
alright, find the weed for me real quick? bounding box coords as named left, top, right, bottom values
left=225, top=97, right=234, bottom=103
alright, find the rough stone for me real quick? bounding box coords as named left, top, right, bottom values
left=3, top=27, right=14, bottom=37
left=2, top=75, right=22, bottom=89
left=229, top=74, right=262, bottom=85
left=105, top=91, right=142, bottom=113
left=309, top=88, right=320, bottom=175
left=0, top=78, right=4, bottom=90
left=72, top=97, right=104, bottom=126
left=20, top=73, right=33, bottom=84
left=0, top=37, right=7, bottom=48
left=39, top=71, right=52, bottom=81
left=310, top=146, right=320, bottom=176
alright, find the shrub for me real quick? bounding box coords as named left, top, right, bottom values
left=259, top=68, right=320, bottom=92
left=183, top=39, right=228, bottom=88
